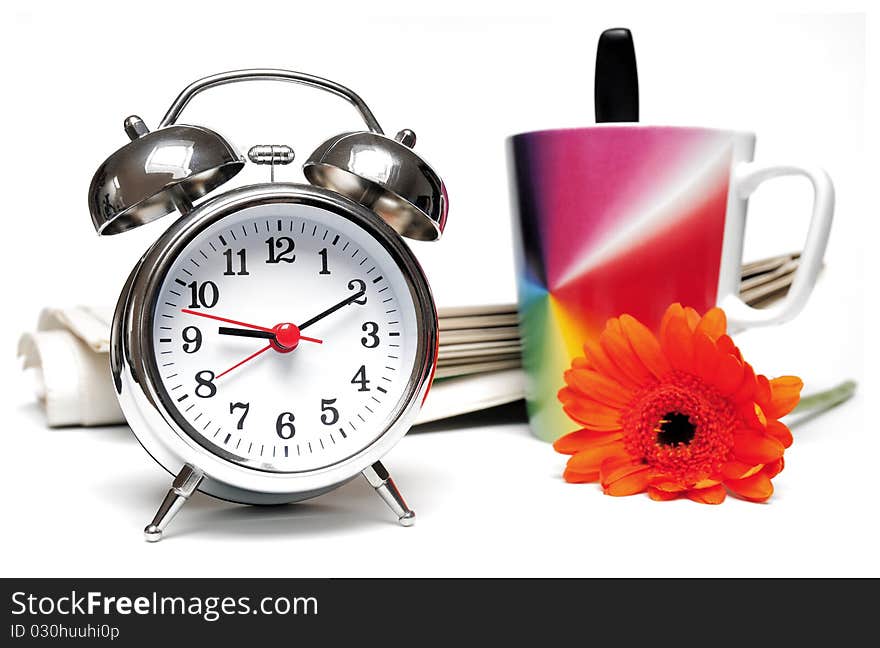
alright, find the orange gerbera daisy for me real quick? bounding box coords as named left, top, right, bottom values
left=554, top=303, right=802, bottom=504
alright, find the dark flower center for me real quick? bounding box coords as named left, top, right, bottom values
left=621, top=375, right=738, bottom=484
left=656, top=412, right=696, bottom=447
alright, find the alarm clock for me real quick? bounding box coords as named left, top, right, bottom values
left=87, top=69, right=447, bottom=541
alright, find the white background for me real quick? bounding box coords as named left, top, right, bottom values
left=1, top=0, right=876, bottom=577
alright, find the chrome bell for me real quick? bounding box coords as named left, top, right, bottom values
left=88, top=116, right=244, bottom=235
left=304, top=129, right=448, bottom=241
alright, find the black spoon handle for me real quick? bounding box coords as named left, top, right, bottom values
left=594, top=28, right=639, bottom=123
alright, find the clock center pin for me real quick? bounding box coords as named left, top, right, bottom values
left=272, top=322, right=301, bottom=352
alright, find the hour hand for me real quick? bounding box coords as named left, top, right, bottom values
left=218, top=326, right=276, bottom=340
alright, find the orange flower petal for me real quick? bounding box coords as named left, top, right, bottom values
left=730, top=362, right=757, bottom=404
left=754, top=374, right=772, bottom=408
left=725, top=472, right=774, bottom=502
left=563, top=467, right=600, bottom=483
left=561, top=397, right=622, bottom=431
left=721, top=459, right=763, bottom=480
left=660, top=314, right=695, bottom=373
left=687, top=483, right=727, bottom=504
left=648, top=486, right=680, bottom=501
left=766, top=376, right=803, bottom=418
left=602, top=462, right=653, bottom=497
left=651, top=479, right=688, bottom=493
left=695, top=307, right=727, bottom=340
left=765, top=419, right=794, bottom=448
left=567, top=441, right=629, bottom=473
left=712, top=353, right=744, bottom=395
left=715, top=334, right=742, bottom=361
left=564, top=368, right=633, bottom=408
left=659, top=303, right=687, bottom=341
left=600, top=456, right=640, bottom=482
left=600, top=319, right=655, bottom=385
left=755, top=405, right=767, bottom=426
left=571, top=356, right=592, bottom=370
left=683, top=307, right=701, bottom=332
left=738, top=402, right=764, bottom=430
left=691, top=331, right=720, bottom=383
left=733, top=430, right=785, bottom=464
left=583, top=337, right=640, bottom=391
left=763, top=457, right=785, bottom=479
left=553, top=428, right=623, bottom=455
left=619, top=314, right=671, bottom=379
left=557, top=387, right=586, bottom=410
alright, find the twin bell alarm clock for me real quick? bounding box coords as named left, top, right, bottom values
left=87, top=69, right=448, bottom=541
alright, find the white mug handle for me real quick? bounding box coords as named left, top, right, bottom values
left=719, top=162, right=834, bottom=328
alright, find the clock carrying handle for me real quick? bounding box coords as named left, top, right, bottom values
left=158, top=68, right=385, bottom=134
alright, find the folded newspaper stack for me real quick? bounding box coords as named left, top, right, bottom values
left=18, top=253, right=801, bottom=428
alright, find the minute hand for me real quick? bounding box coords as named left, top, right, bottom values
left=298, top=289, right=367, bottom=331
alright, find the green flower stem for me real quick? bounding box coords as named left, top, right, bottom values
left=791, top=380, right=857, bottom=416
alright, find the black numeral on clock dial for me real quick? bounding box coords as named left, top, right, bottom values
left=230, top=402, right=250, bottom=430
left=348, top=279, right=367, bottom=305
left=265, top=237, right=296, bottom=264
left=223, top=248, right=249, bottom=276
left=361, top=321, right=380, bottom=348
left=181, top=326, right=202, bottom=353
left=194, top=370, right=217, bottom=398
left=187, top=281, right=219, bottom=309
left=351, top=365, right=370, bottom=392
left=275, top=412, right=296, bottom=439
left=320, top=398, right=339, bottom=425
left=318, top=248, right=331, bottom=275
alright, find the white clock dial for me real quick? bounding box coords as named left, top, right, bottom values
left=149, top=202, right=421, bottom=472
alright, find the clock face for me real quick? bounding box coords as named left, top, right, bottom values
left=149, top=202, right=422, bottom=473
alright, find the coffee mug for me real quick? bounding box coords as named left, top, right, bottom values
left=508, top=126, right=834, bottom=442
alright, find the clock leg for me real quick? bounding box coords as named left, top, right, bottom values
left=143, top=464, right=204, bottom=542
left=362, top=461, right=415, bottom=527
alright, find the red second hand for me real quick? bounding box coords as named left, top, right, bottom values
left=215, top=344, right=273, bottom=379
left=180, top=309, right=322, bottom=344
